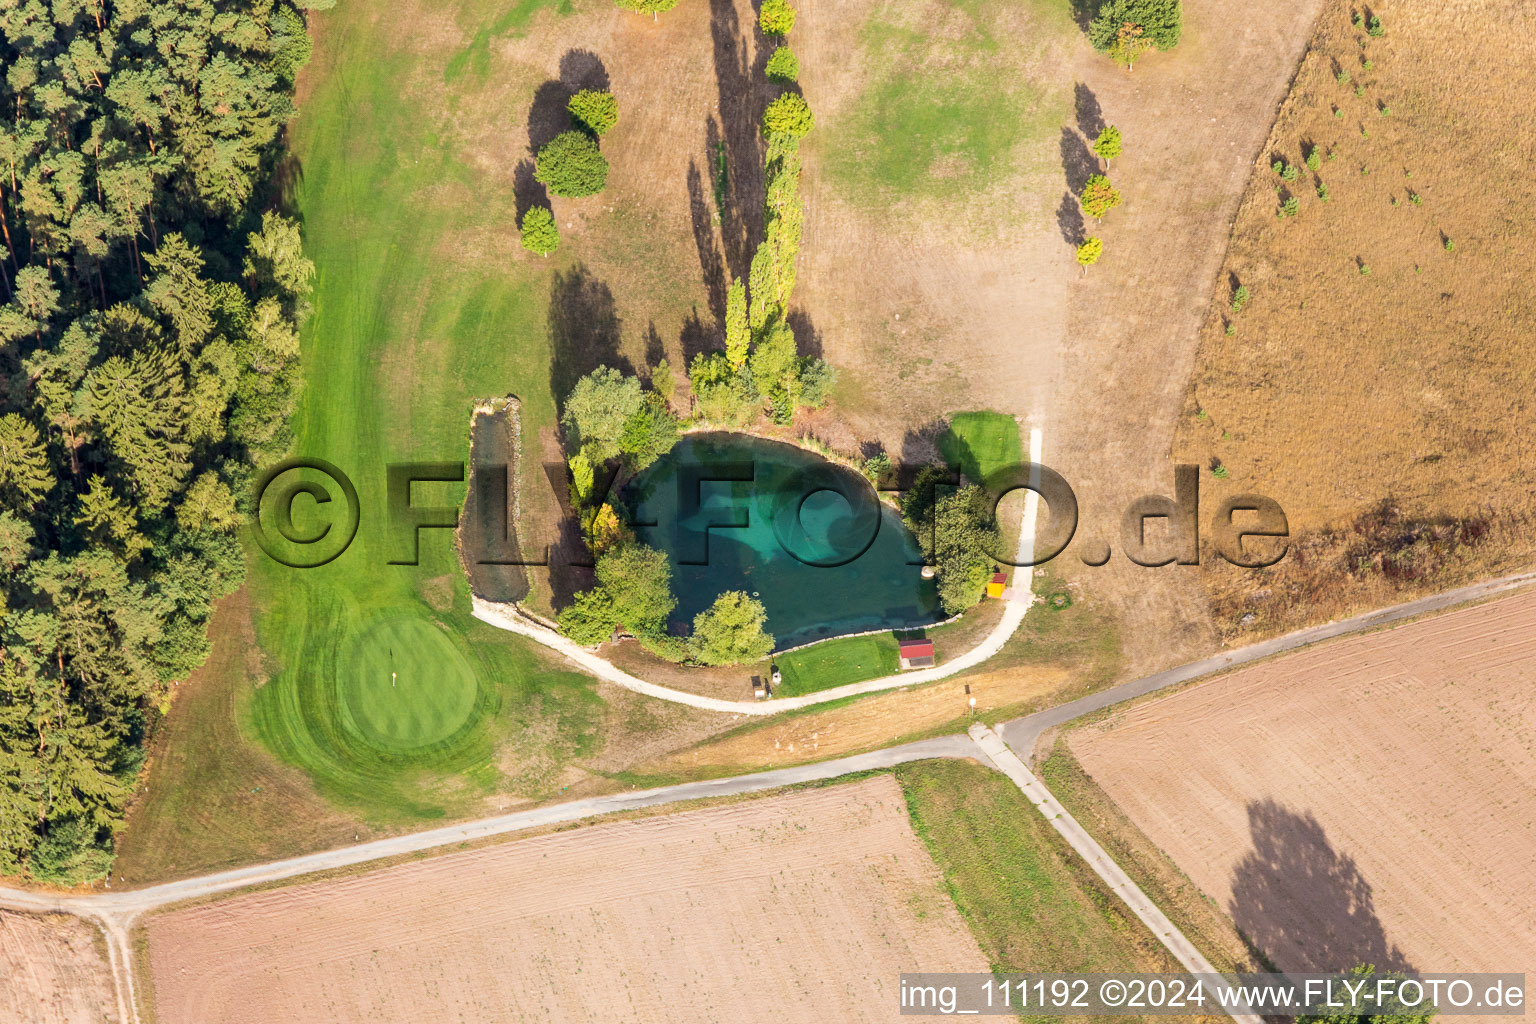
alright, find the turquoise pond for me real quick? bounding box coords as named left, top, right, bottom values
left=626, top=433, right=943, bottom=650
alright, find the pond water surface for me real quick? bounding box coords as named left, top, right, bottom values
left=627, top=433, right=943, bottom=650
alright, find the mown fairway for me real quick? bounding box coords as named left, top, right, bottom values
left=244, top=0, right=604, bottom=819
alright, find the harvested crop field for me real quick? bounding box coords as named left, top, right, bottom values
left=0, top=911, right=118, bottom=1024
left=1070, top=589, right=1536, bottom=986
left=140, top=777, right=987, bottom=1024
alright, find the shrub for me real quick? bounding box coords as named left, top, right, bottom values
left=535, top=130, right=609, bottom=197
left=558, top=588, right=619, bottom=645
left=1336, top=69, right=1350, bottom=84
left=765, top=45, right=799, bottom=82
left=1444, top=237, right=1455, bottom=252
left=797, top=357, right=836, bottom=408
left=1362, top=58, right=1374, bottom=70
left=1367, top=14, right=1384, bottom=36
left=863, top=452, right=892, bottom=482
left=689, top=352, right=758, bottom=427
left=1359, top=262, right=1371, bottom=275
left=688, top=591, right=774, bottom=665
left=519, top=206, right=559, bottom=256
left=762, top=93, right=814, bottom=139
left=1093, top=125, right=1123, bottom=165
left=567, top=89, right=619, bottom=136
left=615, top=0, right=680, bottom=19
left=1075, top=236, right=1103, bottom=272
left=759, top=0, right=796, bottom=35
left=1224, top=322, right=1236, bottom=336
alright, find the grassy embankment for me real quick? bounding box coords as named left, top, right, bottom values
left=897, top=758, right=1224, bottom=1024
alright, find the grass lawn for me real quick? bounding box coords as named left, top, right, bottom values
left=239, top=0, right=611, bottom=822
left=938, top=409, right=1025, bottom=484
left=822, top=0, right=1071, bottom=213
left=772, top=633, right=901, bottom=696
left=895, top=759, right=1184, bottom=991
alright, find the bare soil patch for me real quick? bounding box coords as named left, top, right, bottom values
left=1070, top=589, right=1536, bottom=990
left=140, top=777, right=988, bottom=1024
left=0, top=912, right=118, bottom=1024
left=1175, top=0, right=1536, bottom=640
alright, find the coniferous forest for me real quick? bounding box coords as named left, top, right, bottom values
left=0, top=0, right=316, bottom=882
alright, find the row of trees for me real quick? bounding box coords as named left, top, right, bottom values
left=687, top=40, right=831, bottom=427
left=0, top=0, right=315, bottom=880
left=555, top=0, right=825, bottom=666
left=556, top=544, right=773, bottom=666
left=1076, top=125, right=1124, bottom=274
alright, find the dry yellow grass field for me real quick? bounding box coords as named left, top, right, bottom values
left=1177, top=0, right=1536, bottom=638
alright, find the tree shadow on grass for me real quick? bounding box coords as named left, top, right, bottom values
left=528, top=49, right=612, bottom=155
left=1074, top=82, right=1105, bottom=139
left=709, top=0, right=768, bottom=281
left=547, top=263, right=631, bottom=414
left=1056, top=190, right=1085, bottom=247
left=1228, top=799, right=1415, bottom=973
left=1060, top=126, right=1098, bottom=195
left=513, top=159, right=548, bottom=224
left=687, top=155, right=729, bottom=325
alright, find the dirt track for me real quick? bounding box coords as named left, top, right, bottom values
left=0, top=911, right=118, bottom=1024
left=1071, top=589, right=1536, bottom=994
left=141, top=777, right=987, bottom=1024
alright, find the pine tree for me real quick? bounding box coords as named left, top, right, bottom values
left=0, top=415, right=54, bottom=509
left=520, top=207, right=560, bottom=256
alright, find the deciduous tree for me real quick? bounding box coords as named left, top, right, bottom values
left=759, top=0, right=797, bottom=36
left=689, top=591, right=774, bottom=665
left=1076, top=236, right=1104, bottom=274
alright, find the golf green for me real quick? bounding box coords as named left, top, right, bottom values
left=338, top=618, right=481, bottom=751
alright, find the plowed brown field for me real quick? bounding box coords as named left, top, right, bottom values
left=0, top=911, right=117, bottom=1024
left=141, top=777, right=987, bottom=1023
left=1070, top=589, right=1536, bottom=989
